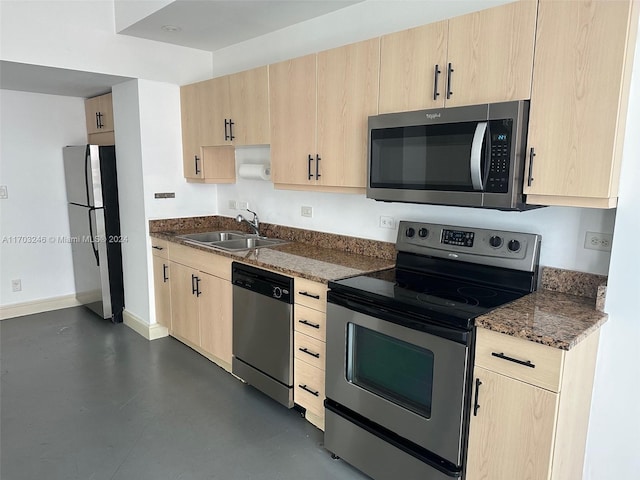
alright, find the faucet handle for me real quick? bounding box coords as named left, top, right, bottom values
left=246, top=208, right=258, bottom=222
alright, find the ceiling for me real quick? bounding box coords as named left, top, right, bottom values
left=0, top=61, right=134, bottom=98
left=119, top=0, right=364, bottom=51
left=0, top=0, right=362, bottom=98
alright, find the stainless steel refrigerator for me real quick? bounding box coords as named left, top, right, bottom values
left=63, top=145, right=124, bottom=323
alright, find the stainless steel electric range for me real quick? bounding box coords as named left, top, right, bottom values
left=324, top=221, right=541, bottom=480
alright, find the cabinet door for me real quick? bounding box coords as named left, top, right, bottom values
left=446, top=1, right=537, bottom=107
left=97, top=93, right=114, bottom=132
left=199, top=272, right=233, bottom=368
left=379, top=21, right=448, bottom=113
left=228, top=66, right=270, bottom=146
left=317, top=39, right=380, bottom=188
left=85, top=93, right=114, bottom=134
left=466, top=367, right=557, bottom=480
left=180, top=82, right=205, bottom=180
left=269, top=54, right=317, bottom=186
left=152, top=256, right=171, bottom=329
left=206, top=76, right=232, bottom=146
left=169, top=262, right=200, bottom=346
left=524, top=0, right=635, bottom=207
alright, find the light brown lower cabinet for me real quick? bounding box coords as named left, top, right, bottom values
left=466, top=327, right=601, bottom=480
left=151, top=238, right=171, bottom=329
left=293, top=277, right=328, bottom=430
left=169, top=261, right=201, bottom=346
left=152, top=255, right=171, bottom=329
left=165, top=242, right=233, bottom=372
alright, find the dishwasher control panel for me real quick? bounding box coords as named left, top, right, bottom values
left=232, top=262, right=293, bottom=303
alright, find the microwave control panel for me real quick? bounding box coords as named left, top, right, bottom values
left=486, top=120, right=512, bottom=193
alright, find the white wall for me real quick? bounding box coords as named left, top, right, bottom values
left=583, top=26, right=640, bottom=479
left=0, top=89, right=87, bottom=306
left=210, top=0, right=513, bottom=76
left=111, top=80, right=150, bottom=322
left=135, top=79, right=217, bottom=325
left=0, top=0, right=212, bottom=85
left=220, top=147, right=615, bottom=275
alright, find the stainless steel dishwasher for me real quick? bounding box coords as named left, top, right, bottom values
left=232, top=262, right=294, bottom=408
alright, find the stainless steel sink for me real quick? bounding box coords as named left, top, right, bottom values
left=178, top=231, right=245, bottom=243
left=177, top=231, right=288, bottom=251
left=212, top=237, right=288, bottom=251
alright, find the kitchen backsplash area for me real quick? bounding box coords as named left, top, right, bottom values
left=214, top=146, right=616, bottom=276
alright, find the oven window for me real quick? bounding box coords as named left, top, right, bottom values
left=346, top=324, right=434, bottom=418
left=369, top=122, right=479, bottom=191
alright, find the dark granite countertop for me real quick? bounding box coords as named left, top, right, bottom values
left=150, top=228, right=395, bottom=284
left=475, top=288, right=608, bottom=350
left=151, top=218, right=608, bottom=350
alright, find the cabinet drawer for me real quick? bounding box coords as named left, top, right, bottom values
left=294, top=277, right=327, bottom=312
left=294, top=359, right=325, bottom=417
left=168, top=242, right=232, bottom=280
left=151, top=238, right=169, bottom=259
left=475, top=328, right=565, bottom=392
left=294, top=304, right=326, bottom=341
left=294, top=331, right=326, bottom=371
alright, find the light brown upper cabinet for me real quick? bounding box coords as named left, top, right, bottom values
left=85, top=93, right=114, bottom=134
left=199, top=68, right=271, bottom=147
left=180, top=79, right=219, bottom=180
left=378, top=1, right=537, bottom=113
left=524, top=0, right=638, bottom=208
left=269, top=53, right=317, bottom=187
left=180, top=66, right=269, bottom=181
left=85, top=92, right=115, bottom=145
left=270, top=39, right=379, bottom=191
left=228, top=66, right=270, bottom=146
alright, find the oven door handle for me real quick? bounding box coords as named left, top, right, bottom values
left=328, top=294, right=469, bottom=345
left=470, top=122, right=487, bottom=191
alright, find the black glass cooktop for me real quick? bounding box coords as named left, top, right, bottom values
left=328, top=267, right=527, bottom=330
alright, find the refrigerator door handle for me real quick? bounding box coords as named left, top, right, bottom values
left=84, top=145, right=91, bottom=206
left=88, top=207, right=100, bottom=267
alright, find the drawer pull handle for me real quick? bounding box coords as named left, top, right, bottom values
left=492, top=352, right=535, bottom=368
left=298, top=319, right=320, bottom=329
left=298, top=384, right=319, bottom=397
left=299, top=291, right=320, bottom=299
left=298, top=347, right=320, bottom=359
left=473, top=378, right=482, bottom=416
left=152, top=245, right=164, bottom=250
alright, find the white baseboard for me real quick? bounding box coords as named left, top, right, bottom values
left=0, top=294, right=81, bottom=320
left=123, top=310, right=169, bottom=340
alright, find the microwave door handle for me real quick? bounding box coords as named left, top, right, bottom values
left=470, top=122, right=488, bottom=191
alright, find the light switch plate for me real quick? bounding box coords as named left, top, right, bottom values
left=301, top=206, right=313, bottom=218
left=0, top=185, right=8, bottom=199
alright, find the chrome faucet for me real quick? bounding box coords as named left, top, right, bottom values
left=236, top=209, right=260, bottom=236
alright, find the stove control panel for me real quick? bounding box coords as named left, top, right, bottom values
left=396, top=221, right=541, bottom=273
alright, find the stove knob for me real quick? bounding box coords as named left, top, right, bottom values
left=508, top=239, right=521, bottom=252
left=418, top=228, right=429, bottom=238
left=489, top=235, right=503, bottom=248
left=406, top=227, right=416, bottom=238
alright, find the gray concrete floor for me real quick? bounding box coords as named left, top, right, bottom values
left=0, top=307, right=369, bottom=480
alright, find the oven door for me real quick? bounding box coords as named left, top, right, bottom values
left=325, top=302, right=470, bottom=467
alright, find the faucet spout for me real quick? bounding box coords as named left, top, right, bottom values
left=236, top=209, right=260, bottom=236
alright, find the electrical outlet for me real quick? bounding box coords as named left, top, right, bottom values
left=228, top=200, right=237, bottom=210
left=379, top=216, right=396, bottom=229
left=238, top=201, right=249, bottom=210
left=11, top=279, right=21, bottom=292
left=584, top=232, right=613, bottom=252
left=0, top=185, right=7, bottom=199
left=301, top=206, right=313, bottom=218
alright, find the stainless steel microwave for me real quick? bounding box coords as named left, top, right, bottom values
left=367, top=101, right=531, bottom=210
